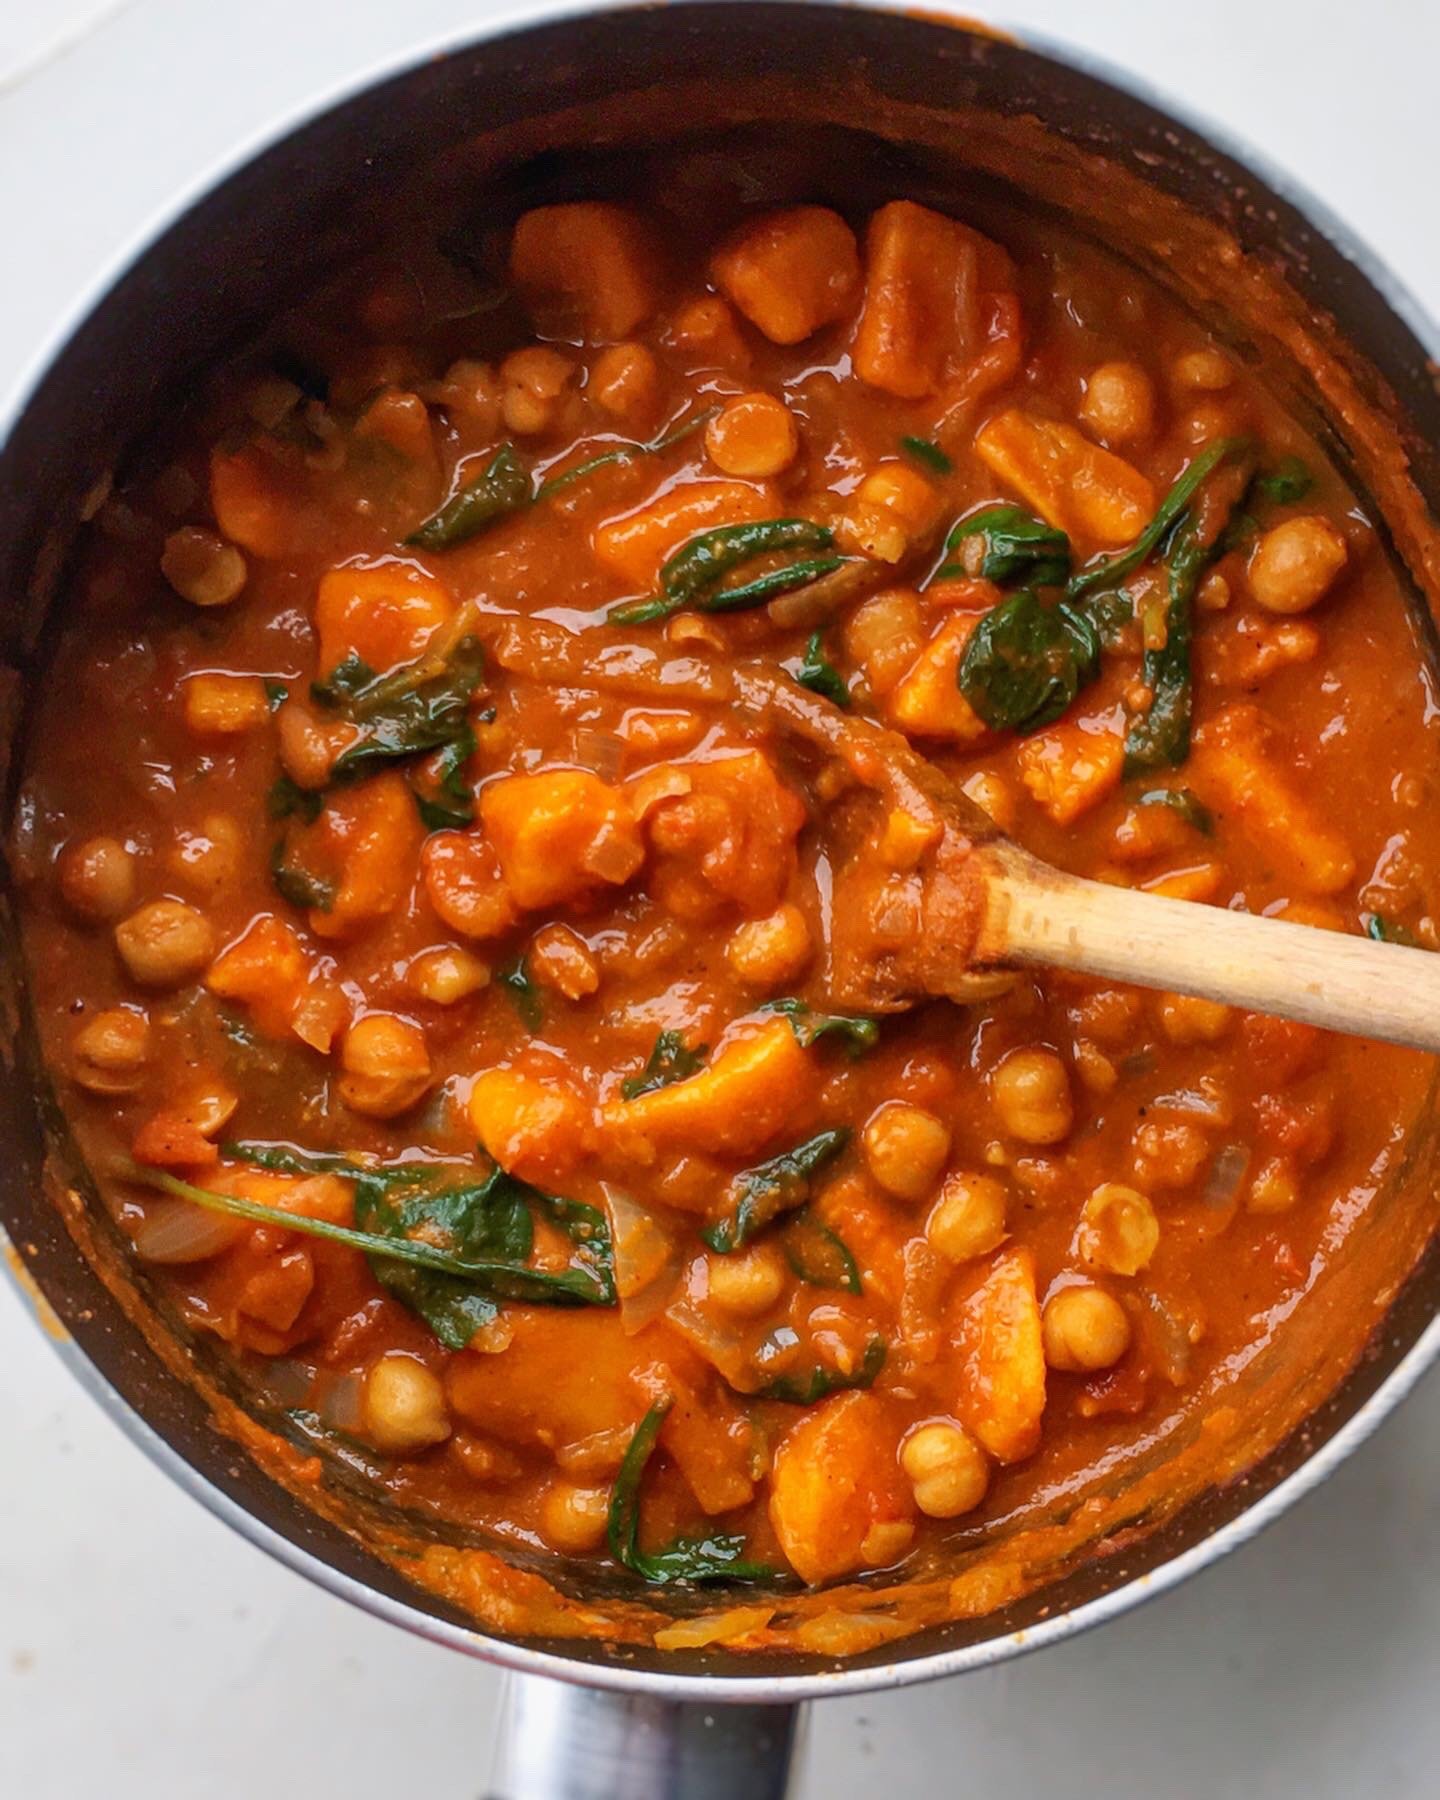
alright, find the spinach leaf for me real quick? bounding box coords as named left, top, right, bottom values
left=127, top=1164, right=614, bottom=1325
left=607, top=1399, right=772, bottom=1585
left=406, top=445, right=532, bottom=550
left=264, top=680, right=290, bottom=711
left=900, top=435, right=953, bottom=475
left=411, top=725, right=477, bottom=831
left=957, top=589, right=1100, bottom=734
left=942, top=505, right=1071, bottom=587
left=757, top=1335, right=887, bottom=1404
left=269, top=839, right=335, bottom=912
left=268, top=775, right=323, bottom=824
left=497, top=954, right=542, bottom=1030
left=535, top=406, right=719, bottom=501
left=224, top=1140, right=409, bottom=1179
left=311, top=653, right=377, bottom=710
left=609, top=519, right=837, bottom=626
left=1256, top=455, right=1314, bottom=505
left=1085, top=588, right=1135, bottom=650
left=794, top=631, right=850, bottom=708
left=782, top=1211, right=862, bottom=1295
left=325, top=637, right=484, bottom=790
left=621, top=1029, right=709, bottom=1100
left=760, top=997, right=879, bottom=1058
left=1366, top=913, right=1421, bottom=947
left=1066, top=437, right=1246, bottom=602
left=702, top=1128, right=850, bottom=1254
left=1136, top=787, right=1213, bottom=834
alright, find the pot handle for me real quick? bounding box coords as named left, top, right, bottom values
left=486, top=1670, right=805, bottom=1799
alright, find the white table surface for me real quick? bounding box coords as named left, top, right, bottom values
left=5, top=2, right=1440, bottom=1793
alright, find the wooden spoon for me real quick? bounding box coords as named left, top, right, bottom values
left=732, top=666, right=1440, bottom=1054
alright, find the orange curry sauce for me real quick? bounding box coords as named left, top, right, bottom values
left=15, top=191, right=1440, bottom=1601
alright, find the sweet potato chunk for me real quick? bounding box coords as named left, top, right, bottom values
left=470, top=1066, right=593, bottom=1184
left=510, top=203, right=664, bottom=342
left=854, top=200, right=1010, bottom=400
left=643, top=749, right=807, bottom=919
left=448, top=1309, right=646, bottom=1444
left=604, top=1018, right=816, bottom=1159
left=887, top=614, right=990, bottom=744
left=632, top=1362, right=756, bottom=1516
left=768, top=1391, right=911, bottom=1585
left=305, top=771, right=425, bottom=940
left=480, top=770, right=644, bottom=912
left=592, top=480, right=778, bottom=590
left=952, top=1247, right=1046, bottom=1463
left=975, top=409, right=1155, bottom=545
left=1018, top=723, right=1125, bottom=826
left=709, top=206, right=861, bottom=345
left=206, top=914, right=310, bottom=1039
left=314, top=564, right=454, bottom=680
left=1189, top=703, right=1355, bottom=894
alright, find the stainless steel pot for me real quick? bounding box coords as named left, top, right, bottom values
left=5, top=7, right=1440, bottom=1794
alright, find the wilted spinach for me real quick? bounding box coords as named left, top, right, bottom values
left=957, top=589, right=1100, bottom=734
left=940, top=505, right=1070, bottom=587
left=761, top=997, right=879, bottom=1058
left=702, top=1128, right=850, bottom=1254
left=782, top=1211, right=862, bottom=1295
left=621, top=1029, right=709, bottom=1100
left=794, top=631, right=850, bottom=708
left=756, top=1335, right=887, bottom=1404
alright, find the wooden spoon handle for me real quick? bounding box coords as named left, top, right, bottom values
left=979, top=846, right=1440, bottom=1054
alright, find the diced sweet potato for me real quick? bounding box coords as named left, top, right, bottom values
left=510, top=202, right=664, bottom=342
left=480, top=770, right=644, bottom=912
left=1018, top=723, right=1125, bottom=825
left=470, top=1066, right=593, bottom=1184
left=447, top=1309, right=647, bottom=1443
left=887, top=614, right=990, bottom=743
left=421, top=830, right=520, bottom=940
left=1189, top=703, right=1355, bottom=894
left=592, top=480, right=778, bottom=590
left=632, top=1362, right=756, bottom=1516
left=951, top=1247, right=1046, bottom=1464
left=183, top=674, right=269, bottom=737
left=314, top=564, right=454, bottom=680
left=854, top=199, right=1011, bottom=399
left=709, top=206, right=861, bottom=346
left=643, top=749, right=806, bottom=919
left=768, top=1391, right=911, bottom=1585
left=132, top=1111, right=220, bottom=1169
left=306, top=771, right=425, bottom=940
left=206, top=914, right=310, bottom=1038
left=604, top=1017, right=816, bottom=1159
left=975, top=410, right=1155, bottom=545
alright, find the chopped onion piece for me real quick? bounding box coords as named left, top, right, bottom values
left=1202, top=1143, right=1251, bottom=1211
left=131, top=1197, right=248, bottom=1265
left=601, top=1183, right=684, bottom=1334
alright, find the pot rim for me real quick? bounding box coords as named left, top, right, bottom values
left=5, top=0, right=1440, bottom=1704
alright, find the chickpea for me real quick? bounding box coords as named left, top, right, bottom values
left=500, top=345, right=576, bottom=435
left=589, top=342, right=661, bottom=427
left=705, top=392, right=800, bottom=478
left=529, top=923, right=600, bottom=1000
left=1042, top=1285, right=1132, bottom=1372
left=844, top=587, right=924, bottom=695
left=860, top=1519, right=916, bottom=1565
left=991, top=1048, right=1073, bottom=1145
left=57, top=835, right=136, bottom=923
left=362, top=1353, right=451, bottom=1454
left=277, top=700, right=348, bottom=791
left=1072, top=1040, right=1118, bottom=1097
left=72, top=1008, right=150, bottom=1095
left=540, top=1480, right=611, bottom=1554
left=926, top=1171, right=1008, bottom=1264
left=862, top=1101, right=951, bottom=1202
left=726, top=903, right=812, bottom=986
left=1079, top=361, right=1156, bottom=443
left=838, top=464, right=941, bottom=563
left=339, top=1014, right=432, bottom=1119
left=1172, top=348, right=1233, bottom=391
left=426, top=358, right=502, bottom=435
left=114, top=899, right=215, bottom=989
left=1158, top=993, right=1232, bottom=1045
left=407, top=947, right=490, bottom=1006
left=167, top=815, right=243, bottom=903
left=160, top=526, right=248, bottom=607
left=1078, top=1183, right=1160, bottom=1277
left=1248, top=515, right=1348, bottom=615
left=706, top=1245, right=786, bottom=1316
left=900, top=1421, right=989, bottom=1519
left=1132, top=1117, right=1209, bottom=1191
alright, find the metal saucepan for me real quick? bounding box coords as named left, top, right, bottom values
left=4, top=8, right=1440, bottom=1794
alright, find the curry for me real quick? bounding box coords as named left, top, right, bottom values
left=15, top=183, right=1440, bottom=1619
